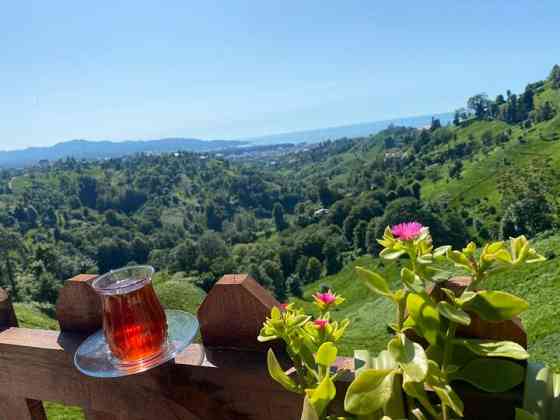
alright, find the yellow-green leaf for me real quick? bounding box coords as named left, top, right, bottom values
left=454, top=339, right=529, bottom=360
left=356, top=266, right=392, bottom=298
left=450, top=358, right=525, bottom=393
left=407, top=293, right=440, bottom=346
left=463, top=291, right=528, bottom=321
left=344, top=369, right=396, bottom=415
left=267, top=349, right=299, bottom=393
left=316, top=342, right=338, bottom=367
left=437, top=301, right=471, bottom=326
left=433, top=385, right=464, bottom=417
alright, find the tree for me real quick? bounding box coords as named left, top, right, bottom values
left=78, top=176, right=98, bottom=208
left=549, top=64, right=560, bottom=89
left=262, top=260, right=286, bottom=301
left=0, top=227, right=26, bottom=300
left=288, top=274, right=303, bottom=298
left=353, top=220, right=368, bottom=254
left=322, top=237, right=344, bottom=275
left=272, top=203, right=288, bottom=231
left=317, top=178, right=337, bottom=207
left=449, top=160, right=463, bottom=179
left=430, top=117, right=442, bottom=131
left=500, top=198, right=554, bottom=239
left=467, top=94, right=491, bottom=119
left=365, top=219, right=378, bottom=254
left=96, top=239, right=131, bottom=273
left=198, top=231, right=228, bottom=260
left=173, top=239, right=198, bottom=272
left=306, top=257, right=322, bottom=282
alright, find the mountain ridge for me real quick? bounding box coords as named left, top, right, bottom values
left=0, top=112, right=453, bottom=168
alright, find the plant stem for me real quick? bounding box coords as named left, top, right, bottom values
left=440, top=322, right=458, bottom=420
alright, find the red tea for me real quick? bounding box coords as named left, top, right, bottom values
left=102, top=283, right=167, bottom=362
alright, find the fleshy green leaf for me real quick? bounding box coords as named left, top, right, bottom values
left=433, top=385, right=464, bottom=417
left=437, top=301, right=471, bottom=326
left=463, top=290, right=529, bottom=321
left=450, top=358, right=525, bottom=392
left=433, top=245, right=451, bottom=258
left=300, top=396, right=320, bottom=420
left=356, top=266, right=393, bottom=298
left=401, top=268, right=424, bottom=294
left=316, top=342, right=338, bottom=367
left=454, top=339, right=529, bottom=360
left=267, top=349, right=299, bottom=393
left=380, top=248, right=406, bottom=260
left=407, top=293, right=441, bottom=346
left=403, top=373, right=437, bottom=417
left=306, top=375, right=336, bottom=417
left=388, top=334, right=428, bottom=382
left=448, top=250, right=472, bottom=269
left=344, top=369, right=396, bottom=415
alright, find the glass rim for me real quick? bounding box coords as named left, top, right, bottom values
left=91, top=265, right=155, bottom=295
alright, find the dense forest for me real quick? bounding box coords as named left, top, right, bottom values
left=1, top=65, right=560, bottom=312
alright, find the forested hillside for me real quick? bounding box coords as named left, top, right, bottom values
left=1, top=65, right=559, bottom=321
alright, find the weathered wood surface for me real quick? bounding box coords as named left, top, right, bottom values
left=56, top=274, right=101, bottom=333
left=0, top=288, right=48, bottom=420
left=198, top=274, right=280, bottom=351
left=0, top=328, right=301, bottom=420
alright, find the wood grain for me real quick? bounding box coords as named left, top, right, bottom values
left=56, top=274, right=102, bottom=333
left=197, top=274, right=280, bottom=351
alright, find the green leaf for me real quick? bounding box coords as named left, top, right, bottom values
left=450, top=358, right=525, bottom=392
left=463, top=290, right=529, bottom=321
left=271, top=306, right=281, bottom=320
left=300, top=396, right=320, bottom=420
left=306, top=375, right=337, bottom=417
left=433, top=245, right=451, bottom=258
left=400, top=268, right=424, bottom=294
left=433, top=385, right=464, bottom=417
left=344, top=369, right=396, bottom=415
left=515, top=408, right=539, bottom=420
left=267, top=349, right=299, bottom=393
left=403, top=373, right=437, bottom=417
left=316, top=342, right=338, bottom=367
left=437, top=301, right=471, bottom=326
left=380, top=248, right=406, bottom=260
left=454, top=339, right=529, bottom=360
left=407, top=293, right=441, bottom=346
left=356, top=267, right=393, bottom=298
left=388, top=334, right=428, bottom=382
left=448, top=250, right=471, bottom=269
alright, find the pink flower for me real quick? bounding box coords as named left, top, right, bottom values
left=391, top=222, right=424, bottom=241
left=279, top=303, right=289, bottom=311
left=313, top=319, right=329, bottom=329
left=313, top=291, right=337, bottom=306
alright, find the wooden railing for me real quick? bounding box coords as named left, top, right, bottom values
left=0, top=275, right=523, bottom=420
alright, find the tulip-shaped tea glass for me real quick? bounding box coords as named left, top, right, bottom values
left=74, top=265, right=201, bottom=377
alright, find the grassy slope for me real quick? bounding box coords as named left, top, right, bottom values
left=10, top=274, right=204, bottom=420
left=295, top=231, right=560, bottom=371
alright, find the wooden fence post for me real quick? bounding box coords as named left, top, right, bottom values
left=197, top=273, right=280, bottom=352
left=0, top=288, right=47, bottom=420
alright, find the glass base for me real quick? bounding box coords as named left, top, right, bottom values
left=74, top=310, right=202, bottom=378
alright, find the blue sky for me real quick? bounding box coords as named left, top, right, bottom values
left=1, top=1, right=559, bottom=150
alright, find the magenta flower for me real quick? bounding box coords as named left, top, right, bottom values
left=313, top=291, right=337, bottom=306
left=391, top=222, right=424, bottom=241
left=313, top=319, right=329, bottom=329
left=279, top=303, right=289, bottom=311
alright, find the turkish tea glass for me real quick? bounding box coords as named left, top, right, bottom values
left=91, top=266, right=168, bottom=363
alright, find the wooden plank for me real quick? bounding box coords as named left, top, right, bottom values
left=0, top=288, right=48, bottom=420
left=0, top=328, right=301, bottom=420
left=0, top=396, right=47, bottom=420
